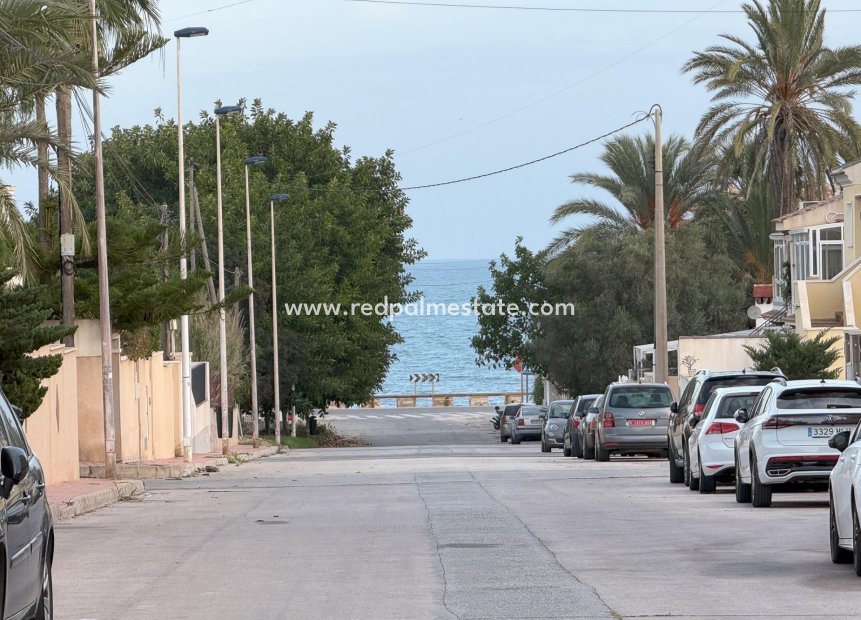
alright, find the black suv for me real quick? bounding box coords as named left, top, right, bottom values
left=667, top=369, right=784, bottom=485
left=0, top=387, right=53, bottom=620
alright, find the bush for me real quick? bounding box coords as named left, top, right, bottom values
left=743, top=329, right=841, bottom=380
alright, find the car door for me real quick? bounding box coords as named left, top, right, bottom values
left=0, top=391, right=33, bottom=617
left=736, top=387, right=771, bottom=481
left=833, top=422, right=861, bottom=542
left=672, top=379, right=698, bottom=455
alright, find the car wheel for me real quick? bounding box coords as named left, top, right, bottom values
left=562, top=436, right=572, bottom=457
left=582, top=435, right=594, bottom=460
left=668, top=445, right=684, bottom=483
left=595, top=437, right=610, bottom=462
left=683, top=447, right=691, bottom=487
left=36, top=544, right=53, bottom=620
left=541, top=437, right=551, bottom=453
left=573, top=434, right=582, bottom=458
left=750, top=454, right=772, bottom=508
left=697, top=449, right=716, bottom=493
left=831, top=495, right=853, bottom=564
left=854, top=502, right=861, bottom=577
left=512, top=432, right=521, bottom=445
left=735, top=449, right=751, bottom=503
left=500, top=433, right=507, bottom=443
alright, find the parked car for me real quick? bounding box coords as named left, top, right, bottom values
left=827, top=423, right=861, bottom=574
left=687, top=386, right=763, bottom=493
left=594, top=383, right=672, bottom=461
left=562, top=394, right=601, bottom=457
left=0, top=387, right=54, bottom=620
left=577, top=395, right=605, bottom=460
left=668, top=369, right=784, bottom=484
left=499, top=403, right=521, bottom=442
left=735, top=379, right=861, bottom=508
left=541, top=400, right=574, bottom=452
left=510, top=404, right=549, bottom=444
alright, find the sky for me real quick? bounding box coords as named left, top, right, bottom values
left=7, top=0, right=861, bottom=260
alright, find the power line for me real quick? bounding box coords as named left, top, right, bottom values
left=165, top=0, right=257, bottom=23
left=346, top=0, right=861, bottom=12
left=398, top=111, right=652, bottom=190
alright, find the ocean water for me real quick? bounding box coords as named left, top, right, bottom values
left=380, top=259, right=524, bottom=405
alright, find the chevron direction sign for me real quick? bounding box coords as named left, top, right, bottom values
left=409, top=373, right=440, bottom=383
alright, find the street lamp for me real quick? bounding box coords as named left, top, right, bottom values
left=270, top=193, right=290, bottom=448
left=214, top=103, right=242, bottom=455
left=243, top=155, right=267, bottom=447
left=175, top=25, right=209, bottom=464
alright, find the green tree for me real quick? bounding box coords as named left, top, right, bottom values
left=535, top=224, right=748, bottom=394
left=471, top=238, right=557, bottom=374
left=743, top=329, right=840, bottom=379
left=683, top=0, right=861, bottom=218
left=0, top=272, right=76, bottom=416
left=549, top=133, right=718, bottom=251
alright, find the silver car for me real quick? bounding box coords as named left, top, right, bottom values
left=541, top=400, right=574, bottom=452
left=499, top=403, right=521, bottom=442
left=563, top=394, right=601, bottom=458
left=594, top=383, right=672, bottom=461
left=510, top=404, right=549, bottom=444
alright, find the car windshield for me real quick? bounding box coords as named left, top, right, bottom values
left=576, top=397, right=597, bottom=414
left=716, top=393, right=759, bottom=418
left=520, top=406, right=546, bottom=416
left=698, top=376, right=776, bottom=405
left=776, top=388, right=861, bottom=410
left=588, top=397, right=604, bottom=414
left=549, top=403, right=572, bottom=418
left=608, top=386, right=671, bottom=408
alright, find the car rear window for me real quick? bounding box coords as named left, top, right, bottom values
left=520, top=406, right=547, bottom=416
left=608, top=386, right=671, bottom=408
left=504, top=405, right=520, bottom=416
left=576, top=397, right=597, bottom=414
left=776, top=389, right=861, bottom=410
left=716, top=394, right=759, bottom=418
left=549, top=402, right=573, bottom=418
left=698, top=376, right=776, bottom=405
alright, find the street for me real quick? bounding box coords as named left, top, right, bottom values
left=54, top=408, right=861, bottom=619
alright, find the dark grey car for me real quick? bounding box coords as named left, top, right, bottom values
left=594, top=383, right=672, bottom=461
left=540, top=400, right=574, bottom=452
left=562, top=394, right=600, bottom=457
left=578, top=395, right=605, bottom=460
left=0, top=387, right=54, bottom=620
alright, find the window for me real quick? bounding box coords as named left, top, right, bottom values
left=776, top=388, right=861, bottom=409
left=576, top=397, right=596, bottom=414
left=608, top=386, right=672, bottom=408
left=773, top=240, right=787, bottom=299
left=791, top=231, right=810, bottom=282
left=795, top=225, right=843, bottom=281
left=0, top=391, right=19, bottom=450
left=717, top=394, right=759, bottom=419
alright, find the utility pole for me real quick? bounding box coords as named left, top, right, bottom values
left=90, top=0, right=117, bottom=479
left=56, top=85, right=75, bottom=347
left=653, top=105, right=668, bottom=384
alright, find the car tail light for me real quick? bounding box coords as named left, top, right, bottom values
left=693, top=404, right=705, bottom=414
left=705, top=422, right=739, bottom=434
left=516, top=418, right=525, bottom=427
left=572, top=418, right=581, bottom=429
left=763, top=416, right=797, bottom=429
left=603, top=411, right=615, bottom=428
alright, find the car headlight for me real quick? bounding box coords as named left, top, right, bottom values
left=548, top=424, right=559, bottom=432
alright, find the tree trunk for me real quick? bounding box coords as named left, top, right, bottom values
left=56, top=86, right=75, bottom=347
left=771, top=121, right=795, bottom=219
left=35, top=94, right=51, bottom=255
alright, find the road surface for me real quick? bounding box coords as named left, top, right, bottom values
left=54, top=407, right=861, bottom=619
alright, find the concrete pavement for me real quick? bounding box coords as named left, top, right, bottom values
left=53, top=408, right=861, bottom=619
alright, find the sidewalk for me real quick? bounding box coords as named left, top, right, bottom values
left=52, top=444, right=281, bottom=522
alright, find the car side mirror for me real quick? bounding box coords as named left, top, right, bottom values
left=734, top=408, right=749, bottom=424
left=688, top=414, right=700, bottom=428
left=0, top=446, right=29, bottom=499
left=829, top=430, right=852, bottom=453
left=670, top=402, right=678, bottom=414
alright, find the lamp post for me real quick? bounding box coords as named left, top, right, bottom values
left=243, top=156, right=267, bottom=447
left=214, top=104, right=242, bottom=454
left=270, top=193, right=290, bottom=447
left=174, top=25, right=208, bottom=463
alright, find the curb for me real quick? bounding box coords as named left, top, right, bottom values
left=50, top=480, right=144, bottom=523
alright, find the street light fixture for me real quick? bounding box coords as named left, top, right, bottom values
left=243, top=155, right=267, bottom=447
left=269, top=193, right=289, bottom=448
left=174, top=25, right=209, bottom=464
left=214, top=103, right=242, bottom=454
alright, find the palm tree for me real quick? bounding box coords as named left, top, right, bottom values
left=683, top=0, right=861, bottom=219
left=549, top=133, right=718, bottom=252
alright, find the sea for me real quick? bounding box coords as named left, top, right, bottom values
left=379, top=258, right=524, bottom=406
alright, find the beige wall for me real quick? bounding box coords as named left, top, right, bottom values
left=22, top=345, right=80, bottom=485
left=806, top=279, right=845, bottom=320
left=677, top=336, right=765, bottom=380
left=76, top=355, right=105, bottom=463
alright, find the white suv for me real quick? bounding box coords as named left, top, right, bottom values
left=734, top=379, right=861, bottom=508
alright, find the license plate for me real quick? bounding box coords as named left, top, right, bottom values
left=628, top=419, right=655, bottom=427
left=530, top=419, right=540, bottom=425
left=808, top=426, right=852, bottom=438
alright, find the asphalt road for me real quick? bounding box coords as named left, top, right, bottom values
left=53, top=408, right=861, bottom=619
